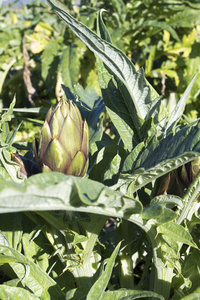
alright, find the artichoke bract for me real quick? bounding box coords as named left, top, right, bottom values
left=33, top=99, right=89, bottom=177
left=12, top=153, right=40, bottom=178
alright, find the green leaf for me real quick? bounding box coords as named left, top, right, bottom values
left=58, top=43, right=80, bottom=92
left=0, top=97, right=16, bottom=130
left=73, top=84, right=105, bottom=146
left=22, top=230, right=49, bottom=273
left=177, top=168, right=200, bottom=225
left=0, top=58, right=16, bottom=94
left=168, top=7, right=200, bottom=27
left=164, top=75, right=197, bottom=136
left=41, top=39, right=60, bottom=82
left=0, top=173, right=142, bottom=217
left=181, top=287, right=200, bottom=300
left=0, top=245, right=65, bottom=299
left=0, top=285, right=40, bottom=300
left=41, top=39, right=61, bottom=96
left=47, top=0, right=161, bottom=150
left=89, top=145, right=127, bottom=185
left=142, top=20, right=180, bottom=42
left=97, top=9, right=112, bottom=44
left=150, top=195, right=183, bottom=209
left=87, top=242, right=121, bottom=300
left=103, top=289, right=165, bottom=300
left=0, top=213, right=23, bottom=250
left=0, top=149, right=24, bottom=183
left=122, top=142, right=145, bottom=173
left=117, top=123, right=200, bottom=193
left=157, top=222, right=197, bottom=248
left=142, top=205, right=177, bottom=223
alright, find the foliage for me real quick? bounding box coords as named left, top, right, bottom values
left=0, top=0, right=200, bottom=113
left=0, top=0, right=200, bottom=299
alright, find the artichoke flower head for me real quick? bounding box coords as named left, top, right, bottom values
left=33, top=99, right=89, bottom=177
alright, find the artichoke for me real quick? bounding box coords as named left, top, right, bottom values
left=33, top=99, right=89, bottom=177
left=155, top=157, right=200, bottom=201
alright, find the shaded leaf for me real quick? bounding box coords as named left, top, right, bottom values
left=0, top=245, right=64, bottom=299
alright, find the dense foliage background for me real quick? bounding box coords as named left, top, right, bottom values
left=1, top=0, right=200, bottom=110
left=0, top=0, right=200, bottom=299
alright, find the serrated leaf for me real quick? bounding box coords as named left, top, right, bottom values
left=47, top=0, right=162, bottom=150
left=117, top=123, right=200, bottom=193
left=157, top=222, right=198, bottom=248
left=150, top=195, right=183, bottom=209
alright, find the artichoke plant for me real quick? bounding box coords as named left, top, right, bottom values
left=33, top=99, right=89, bottom=177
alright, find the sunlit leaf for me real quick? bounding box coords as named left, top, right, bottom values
left=157, top=222, right=197, bottom=248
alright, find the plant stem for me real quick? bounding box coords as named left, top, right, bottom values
left=73, top=214, right=107, bottom=289
left=119, top=220, right=134, bottom=289
left=128, top=216, right=173, bottom=299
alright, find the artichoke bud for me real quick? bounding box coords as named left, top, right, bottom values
left=33, top=99, right=89, bottom=177
left=178, top=157, right=200, bottom=188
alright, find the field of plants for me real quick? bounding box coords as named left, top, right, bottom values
left=0, top=0, right=200, bottom=299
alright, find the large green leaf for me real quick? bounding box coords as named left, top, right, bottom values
left=0, top=172, right=142, bottom=217
left=95, top=10, right=166, bottom=149
left=46, top=0, right=163, bottom=150
left=117, top=123, right=200, bottom=193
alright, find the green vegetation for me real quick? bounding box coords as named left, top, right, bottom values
left=0, top=0, right=200, bottom=299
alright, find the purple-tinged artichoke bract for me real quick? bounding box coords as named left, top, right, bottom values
left=12, top=153, right=40, bottom=178
left=33, top=99, right=89, bottom=177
